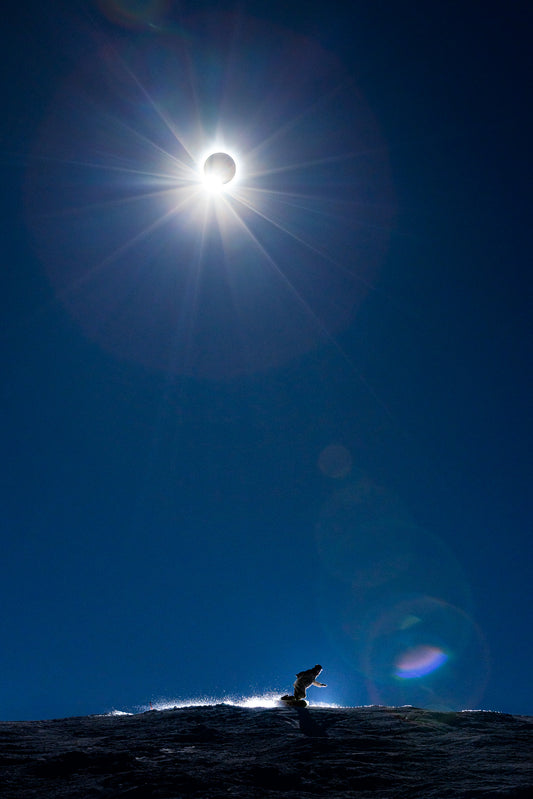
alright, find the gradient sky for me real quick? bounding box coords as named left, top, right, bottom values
left=2, top=1, right=531, bottom=720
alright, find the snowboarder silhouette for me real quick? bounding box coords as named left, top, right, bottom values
left=281, top=665, right=327, bottom=706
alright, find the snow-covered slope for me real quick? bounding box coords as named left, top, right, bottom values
left=1, top=704, right=532, bottom=797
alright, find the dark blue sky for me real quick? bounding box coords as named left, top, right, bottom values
left=2, top=1, right=531, bottom=720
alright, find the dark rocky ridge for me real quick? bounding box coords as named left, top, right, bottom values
left=1, top=705, right=532, bottom=798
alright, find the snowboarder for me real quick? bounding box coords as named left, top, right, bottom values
left=281, top=665, right=327, bottom=706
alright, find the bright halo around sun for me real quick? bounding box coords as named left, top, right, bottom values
left=25, top=12, right=394, bottom=378
left=202, top=151, right=238, bottom=192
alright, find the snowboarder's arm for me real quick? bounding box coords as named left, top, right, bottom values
left=312, top=681, right=327, bottom=687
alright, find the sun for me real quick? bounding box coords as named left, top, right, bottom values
left=26, top=18, right=393, bottom=378
left=201, top=151, right=238, bottom=192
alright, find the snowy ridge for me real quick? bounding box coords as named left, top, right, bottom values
left=109, top=694, right=509, bottom=718
left=2, top=703, right=531, bottom=797
left=106, top=695, right=513, bottom=718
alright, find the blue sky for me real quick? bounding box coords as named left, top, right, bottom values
left=2, top=1, right=531, bottom=720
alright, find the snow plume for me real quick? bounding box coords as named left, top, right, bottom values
left=108, top=694, right=342, bottom=715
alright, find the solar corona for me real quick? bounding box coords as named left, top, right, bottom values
left=26, top=16, right=393, bottom=379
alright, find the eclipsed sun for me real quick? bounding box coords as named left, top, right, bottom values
left=202, top=151, right=237, bottom=190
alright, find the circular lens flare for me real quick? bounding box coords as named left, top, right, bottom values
left=395, top=645, right=449, bottom=679
left=25, top=13, right=394, bottom=378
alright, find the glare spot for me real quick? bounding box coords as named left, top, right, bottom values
left=318, top=444, right=353, bottom=479
left=399, top=615, right=422, bottom=630
left=395, top=645, right=448, bottom=679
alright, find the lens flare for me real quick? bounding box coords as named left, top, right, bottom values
left=95, top=0, right=172, bottom=32
left=395, top=645, right=448, bottom=679
left=316, top=477, right=472, bottom=603
left=316, top=478, right=488, bottom=709
left=318, top=444, right=353, bottom=479
left=360, top=596, right=490, bottom=710
left=26, top=12, right=393, bottom=378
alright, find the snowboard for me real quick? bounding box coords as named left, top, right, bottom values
left=280, top=695, right=309, bottom=708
